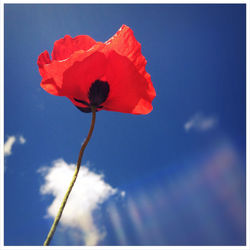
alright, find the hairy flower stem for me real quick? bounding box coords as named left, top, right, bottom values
left=43, top=106, right=96, bottom=246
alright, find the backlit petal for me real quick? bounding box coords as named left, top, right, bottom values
left=37, top=50, right=51, bottom=77
left=61, top=51, right=107, bottom=102
left=52, top=34, right=97, bottom=61
left=41, top=78, right=61, bottom=95
left=104, top=25, right=148, bottom=77
left=103, top=51, right=156, bottom=114
left=38, top=42, right=105, bottom=96
left=37, top=50, right=51, bottom=67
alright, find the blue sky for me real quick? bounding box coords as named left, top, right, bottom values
left=4, top=4, right=246, bottom=246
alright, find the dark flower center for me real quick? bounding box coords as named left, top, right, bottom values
left=74, top=80, right=110, bottom=113
left=88, top=80, right=109, bottom=106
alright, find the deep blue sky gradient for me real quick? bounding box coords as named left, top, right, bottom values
left=4, top=4, right=246, bottom=246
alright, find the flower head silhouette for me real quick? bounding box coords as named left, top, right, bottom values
left=38, top=25, right=156, bottom=114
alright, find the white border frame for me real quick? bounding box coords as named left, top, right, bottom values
left=0, top=1, right=248, bottom=250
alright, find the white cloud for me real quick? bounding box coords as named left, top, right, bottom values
left=120, top=191, right=126, bottom=197
left=4, top=135, right=26, bottom=157
left=184, top=113, right=217, bottom=132
left=19, top=135, right=26, bottom=144
left=39, top=159, right=121, bottom=245
left=4, top=136, right=16, bottom=156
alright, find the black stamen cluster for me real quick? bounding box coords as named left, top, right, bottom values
left=74, top=80, right=110, bottom=113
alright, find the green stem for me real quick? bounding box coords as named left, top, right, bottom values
left=43, top=106, right=96, bottom=246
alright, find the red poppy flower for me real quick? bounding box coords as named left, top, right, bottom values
left=37, top=25, right=156, bottom=114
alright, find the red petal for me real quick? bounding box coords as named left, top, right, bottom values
left=103, top=51, right=156, bottom=114
left=37, top=50, right=51, bottom=77
left=52, top=35, right=97, bottom=61
left=37, top=50, right=51, bottom=67
left=41, top=78, right=61, bottom=95
left=61, top=51, right=107, bottom=102
left=103, top=25, right=148, bottom=77
left=38, top=42, right=105, bottom=96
